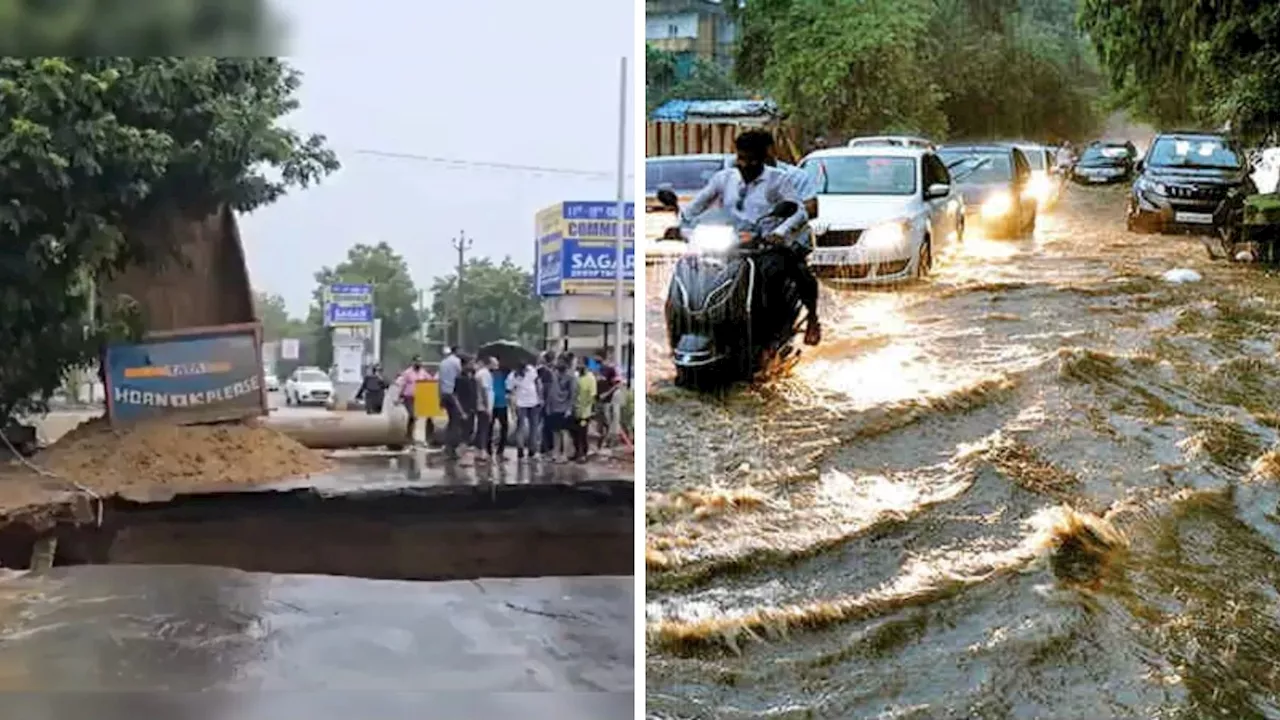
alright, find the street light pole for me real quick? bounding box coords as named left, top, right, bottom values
left=452, top=231, right=473, bottom=352
left=613, top=56, right=628, bottom=369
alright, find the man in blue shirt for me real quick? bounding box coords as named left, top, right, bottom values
left=489, top=358, right=510, bottom=460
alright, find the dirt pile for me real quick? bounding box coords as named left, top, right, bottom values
left=5, top=417, right=331, bottom=504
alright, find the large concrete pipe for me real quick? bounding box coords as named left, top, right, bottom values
left=262, top=410, right=412, bottom=449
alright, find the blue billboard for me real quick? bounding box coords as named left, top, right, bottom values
left=535, top=201, right=635, bottom=297
left=324, top=282, right=374, bottom=328
left=103, top=326, right=267, bottom=426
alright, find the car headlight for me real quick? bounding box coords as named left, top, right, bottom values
left=981, top=191, right=1014, bottom=218
left=690, top=224, right=736, bottom=253
left=1027, top=173, right=1051, bottom=202
left=1136, top=177, right=1167, bottom=195
left=861, top=220, right=909, bottom=251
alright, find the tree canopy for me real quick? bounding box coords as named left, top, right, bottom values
left=1079, top=0, right=1280, bottom=138
left=429, top=258, right=542, bottom=353
left=728, top=0, right=1102, bottom=142
left=307, top=243, right=423, bottom=370
left=0, top=57, right=337, bottom=421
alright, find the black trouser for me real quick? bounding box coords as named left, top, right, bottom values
left=472, top=410, right=491, bottom=450
left=490, top=408, right=509, bottom=456
left=572, top=417, right=589, bottom=459
left=541, top=407, right=556, bottom=454
left=442, top=393, right=463, bottom=454
left=364, top=392, right=384, bottom=414
left=757, top=247, right=819, bottom=318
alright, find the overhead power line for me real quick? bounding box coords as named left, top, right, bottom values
left=350, top=148, right=635, bottom=179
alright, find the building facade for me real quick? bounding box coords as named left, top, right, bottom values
left=645, top=0, right=737, bottom=74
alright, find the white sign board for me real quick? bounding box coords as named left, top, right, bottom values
left=333, top=343, right=364, bottom=384
left=280, top=338, right=300, bottom=360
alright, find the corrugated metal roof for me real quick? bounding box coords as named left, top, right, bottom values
left=650, top=99, right=779, bottom=122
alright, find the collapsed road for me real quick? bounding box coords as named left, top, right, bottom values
left=0, top=446, right=634, bottom=719
left=646, top=185, right=1280, bottom=718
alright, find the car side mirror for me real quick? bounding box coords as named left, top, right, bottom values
left=770, top=200, right=799, bottom=218
left=925, top=183, right=950, bottom=199
left=1135, top=160, right=1144, bottom=173
left=656, top=187, right=679, bottom=209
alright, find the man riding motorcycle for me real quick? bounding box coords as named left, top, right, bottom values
left=666, top=129, right=821, bottom=345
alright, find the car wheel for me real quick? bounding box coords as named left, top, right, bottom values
left=915, top=238, right=933, bottom=278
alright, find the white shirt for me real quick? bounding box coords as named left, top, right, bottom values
left=475, top=366, right=494, bottom=412
left=682, top=165, right=808, bottom=237
left=776, top=161, right=816, bottom=249
left=506, top=367, right=541, bottom=408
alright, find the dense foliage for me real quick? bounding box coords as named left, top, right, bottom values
left=428, top=258, right=544, bottom=353
left=646, top=45, right=743, bottom=112
left=0, top=57, right=337, bottom=422
left=1079, top=0, right=1280, bottom=138
left=724, top=0, right=1102, bottom=142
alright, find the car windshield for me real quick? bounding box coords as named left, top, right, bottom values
left=939, top=150, right=1012, bottom=183
left=1080, top=145, right=1128, bottom=163
left=645, top=158, right=726, bottom=194
left=298, top=371, right=328, bottom=383
left=1147, top=137, right=1242, bottom=170
left=801, top=156, right=917, bottom=195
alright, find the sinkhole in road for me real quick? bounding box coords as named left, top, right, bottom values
left=0, top=481, right=634, bottom=581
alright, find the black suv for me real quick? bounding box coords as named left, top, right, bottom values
left=1126, top=132, right=1255, bottom=235
left=1071, top=140, right=1137, bottom=184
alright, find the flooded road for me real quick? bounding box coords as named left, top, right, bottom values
left=0, top=565, right=632, bottom=719
left=646, top=186, right=1280, bottom=718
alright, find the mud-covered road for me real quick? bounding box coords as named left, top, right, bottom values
left=646, top=185, right=1280, bottom=718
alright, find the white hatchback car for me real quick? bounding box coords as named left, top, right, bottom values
left=800, top=146, right=965, bottom=284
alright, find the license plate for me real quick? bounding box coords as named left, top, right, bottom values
left=1088, top=175, right=1107, bottom=183
left=1174, top=211, right=1214, bottom=224
left=810, top=250, right=847, bottom=265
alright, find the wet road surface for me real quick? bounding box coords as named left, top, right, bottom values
left=646, top=186, right=1280, bottom=718
left=0, top=565, right=633, bottom=719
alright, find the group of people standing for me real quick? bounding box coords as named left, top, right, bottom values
left=355, top=347, right=626, bottom=466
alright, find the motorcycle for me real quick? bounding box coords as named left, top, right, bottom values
left=657, top=188, right=804, bottom=389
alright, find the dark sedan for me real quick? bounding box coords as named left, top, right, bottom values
left=1126, top=133, right=1255, bottom=235
left=1071, top=141, right=1136, bottom=184
left=938, top=144, right=1038, bottom=238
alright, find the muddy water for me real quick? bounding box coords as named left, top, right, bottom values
left=646, top=187, right=1280, bottom=718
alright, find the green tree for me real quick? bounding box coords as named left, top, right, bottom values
left=252, top=291, right=312, bottom=342
left=1080, top=0, right=1280, bottom=138
left=308, top=243, right=423, bottom=369
left=0, top=57, right=337, bottom=422
left=429, top=258, right=542, bottom=353
left=0, top=0, right=283, bottom=55
left=732, top=0, right=1102, bottom=142
left=646, top=45, right=744, bottom=111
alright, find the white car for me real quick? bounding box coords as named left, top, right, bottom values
left=848, top=135, right=937, bottom=151
left=263, top=369, right=280, bottom=392
left=645, top=154, right=734, bottom=263
left=285, top=367, right=334, bottom=407
left=800, top=145, right=964, bottom=284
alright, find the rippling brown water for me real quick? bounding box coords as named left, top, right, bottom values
left=645, top=186, right=1280, bottom=719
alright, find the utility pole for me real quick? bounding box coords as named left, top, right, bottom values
left=452, top=231, right=473, bottom=351
left=612, top=56, right=629, bottom=371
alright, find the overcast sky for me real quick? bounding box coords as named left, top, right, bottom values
left=239, top=0, right=635, bottom=317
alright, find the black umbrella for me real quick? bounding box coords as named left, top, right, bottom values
left=477, top=340, right=537, bottom=369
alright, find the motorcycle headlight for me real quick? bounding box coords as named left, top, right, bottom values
left=981, top=191, right=1014, bottom=218
left=690, top=224, right=736, bottom=253
left=861, top=220, right=908, bottom=251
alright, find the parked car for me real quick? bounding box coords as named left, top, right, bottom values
left=847, top=135, right=937, bottom=151
left=1071, top=141, right=1137, bottom=184
left=798, top=145, right=964, bottom=284
left=1008, top=141, right=1064, bottom=209
left=263, top=366, right=280, bottom=392
left=937, top=143, right=1038, bottom=238
left=645, top=154, right=734, bottom=263
left=1126, top=132, right=1255, bottom=235
left=285, top=366, right=335, bottom=407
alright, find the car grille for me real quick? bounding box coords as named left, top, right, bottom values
left=817, top=229, right=863, bottom=247
left=1165, top=184, right=1227, bottom=201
